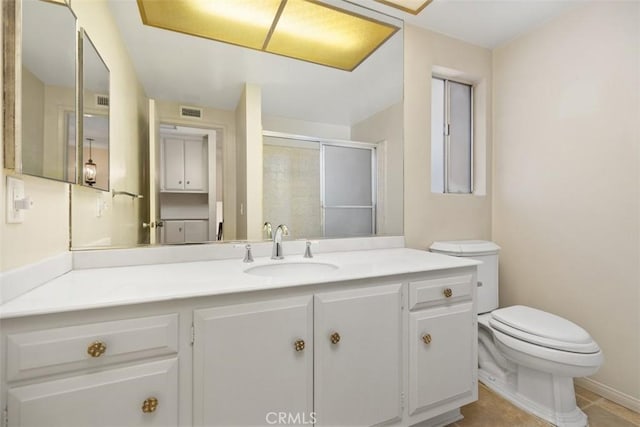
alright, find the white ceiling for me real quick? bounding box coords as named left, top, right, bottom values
left=365, top=0, right=583, bottom=49
left=107, top=0, right=582, bottom=127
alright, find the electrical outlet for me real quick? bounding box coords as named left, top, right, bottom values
left=6, top=176, right=25, bottom=223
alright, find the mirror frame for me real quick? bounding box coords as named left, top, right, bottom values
left=3, top=0, right=80, bottom=182
left=3, top=0, right=22, bottom=171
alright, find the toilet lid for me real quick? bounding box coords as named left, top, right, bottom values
left=490, top=306, right=600, bottom=354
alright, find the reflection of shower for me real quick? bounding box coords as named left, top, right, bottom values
left=84, top=137, right=97, bottom=186
left=263, top=133, right=376, bottom=239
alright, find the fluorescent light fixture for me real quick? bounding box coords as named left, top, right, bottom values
left=374, top=0, right=433, bottom=15
left=137, top=0, right=399, bottom=71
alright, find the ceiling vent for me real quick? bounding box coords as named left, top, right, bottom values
left=180, top=106, right=203, bottom=119
left=95, top=94, right=109, bottom=108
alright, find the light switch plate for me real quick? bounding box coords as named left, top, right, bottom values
left=6, top=176, right=26, bottom=223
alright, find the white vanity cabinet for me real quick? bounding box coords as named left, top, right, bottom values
left=3, top=314, right=180, bottom=427
left=408, top=274, right=477, bottom=421
left=7, top=359, right=178, bottom=427
left=314, top=284, right=402, bottom=426
left=193, top=296, right=314, bottom=426
left=0, top=249, right=479, bottom=427
left=162, top=136, right=207, bottom=192
left=192, top=284, right=402, bottom=427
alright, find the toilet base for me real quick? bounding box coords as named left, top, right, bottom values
left=479, top=367, right=588, bottom=427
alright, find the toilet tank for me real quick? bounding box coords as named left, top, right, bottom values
left=429, top=240, right=500, bottom=314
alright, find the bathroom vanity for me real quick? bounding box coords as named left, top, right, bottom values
left=0, top=247, right=479, bottom=427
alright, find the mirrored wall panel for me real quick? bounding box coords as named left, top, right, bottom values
left=21, top=0, right=77, bottom=183
left=81, top=30, right=110, bottom=190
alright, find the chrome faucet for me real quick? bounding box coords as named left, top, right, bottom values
left=263, top=222, right=273, bottom=240
left=271, top=224, right=289, bottom=260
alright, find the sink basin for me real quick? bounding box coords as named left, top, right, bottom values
left=244, top=262, right=339, bottom=277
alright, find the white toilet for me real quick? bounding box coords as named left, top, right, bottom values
left=430, top=240, right=603, bottom=427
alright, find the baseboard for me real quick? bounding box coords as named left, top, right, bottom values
left=575, top=378, right=640, bottom=413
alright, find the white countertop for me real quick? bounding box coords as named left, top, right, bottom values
left=0, top=248, right=479, bottom=319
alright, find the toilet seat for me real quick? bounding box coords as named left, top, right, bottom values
left=490, top=305, right=600, bottom=354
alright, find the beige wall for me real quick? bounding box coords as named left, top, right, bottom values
left=2, top=0, right=147, bottom=266
left=71, top=0, right=148, bottom=250
left=235, top=84, right=263, bottom=240
left=352, top=102, right=404, bottom=236
left=21, top=67, right=45, bottom=175
left=43, top=84, right=75, bottom=180
left=493, top=1, right=640, bottom=400
left=404, top=25, right=493, bottom=250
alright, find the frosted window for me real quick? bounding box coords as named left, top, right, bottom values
left=431, top=77, right=473, bottom=194
left=448, top=81, right=472, bottom=193
left=431, top=78, right=445, bottom=193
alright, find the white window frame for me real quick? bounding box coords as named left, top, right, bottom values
left=432, top=75, right=474, bottom=194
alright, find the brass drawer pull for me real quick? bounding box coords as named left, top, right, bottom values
left=330, top=332, right=341, bottom=344
left=142, top=397, right=158, bottom=413
left=87, top=341, right=107, bottom=357
left=422, top=334, right=432, bottom=344
left=294, top=339, right=305, bottom=352
left=443, top=288, right=453, bottom=298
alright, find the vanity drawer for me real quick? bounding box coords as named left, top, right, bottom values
left=408, top=274, right=473, bottom=311
left=6, top=314, right=179, bottom=381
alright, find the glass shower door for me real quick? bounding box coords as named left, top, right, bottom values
left=322, top=144, right=376, bottom=237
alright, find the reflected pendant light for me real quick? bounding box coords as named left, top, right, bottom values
left=84, top=137, right=97, bottom=186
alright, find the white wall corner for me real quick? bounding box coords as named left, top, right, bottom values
left=0, top=251, right=72, bottom=304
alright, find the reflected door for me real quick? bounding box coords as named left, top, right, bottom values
left=322, top=145, right=375, bottom=237
left=148, top=99, right=161, bottom=244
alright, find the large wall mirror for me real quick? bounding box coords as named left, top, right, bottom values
left=18, top=0, right=78, bottom=183
left=9, top=0, right=404, bottom=249
left=104, top=0, right=403, bottom=249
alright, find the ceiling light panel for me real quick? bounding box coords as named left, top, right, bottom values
left=267, top=0, right=398, bottom=71
left=374, top=0, right=433, bottom=15
left=137, top=0, right=399, bottom=71
left=137, top=0, right=282, bottom=50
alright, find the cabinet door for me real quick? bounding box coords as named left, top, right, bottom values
left=409, top=302, right=475, bottom=416
left=163, top=138, right=185, bottom=190
left=184, top=220, right=208, bottom=242
left=163, top=220, right=184, bottom=243
left=183, top=138, right=207, bottom=191
left=7, top=358, right=178, bottom=427
left=194, top=296, right=313, bottom=426
left=314, top=284, right=402, bottom=427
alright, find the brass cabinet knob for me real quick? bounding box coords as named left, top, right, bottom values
left=294, top=339, right=305, bottom=352
left=142, top=397, right=158, bottom=413
left=330, top=332, right=341, bottom=345
left=443, top=288, right=453, bottom=298
left=422, top=334, right=432, bottom=344
left=87, top=341, right=107, bottom=357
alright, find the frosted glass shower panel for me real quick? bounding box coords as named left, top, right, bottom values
left=322, top=145, right=375, bottom=237
left=324, top=208, right=373, bottom=238
left=323, top=145, right=373, bottom=206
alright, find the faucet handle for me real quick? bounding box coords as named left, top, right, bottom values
left=263, top=222, right=273, bottom=240
left=304, top=241, right=313, bottom=258
left=243, top=244, right=254, bottom=263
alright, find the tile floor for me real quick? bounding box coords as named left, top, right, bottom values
left=447, top=383, right=640, bottom=427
